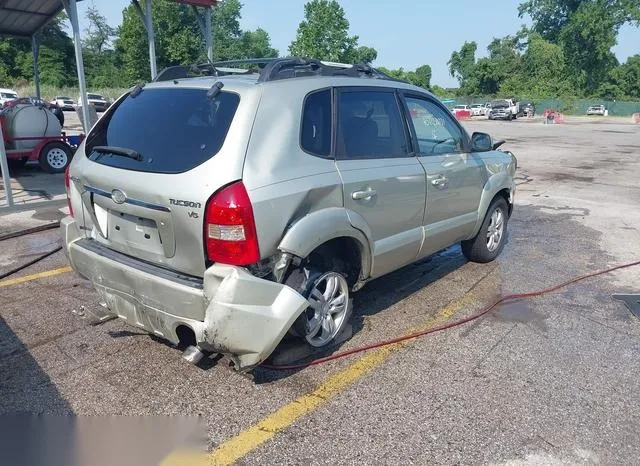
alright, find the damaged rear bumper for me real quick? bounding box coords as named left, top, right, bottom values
left=60, top=217, right=308, bottom=370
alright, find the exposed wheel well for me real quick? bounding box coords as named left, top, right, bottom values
left=494, top=188, right=513, bottom=216
left=306, top=237, right=363, bottom=287
left=175, top=325, right=196, bottom=349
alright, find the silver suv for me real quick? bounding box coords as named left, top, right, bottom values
left=61, top=58, right=516, bottom=370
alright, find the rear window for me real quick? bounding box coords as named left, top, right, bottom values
left=88, top=94, right=103, bottom=99
left=85, top=88, right=240, bottom=174
left=301, top=89, right=331, bottom=157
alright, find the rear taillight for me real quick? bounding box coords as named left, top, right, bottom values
left=204, top=181, right=259, bottom=265
left=64, top=166, right=74, bottom=218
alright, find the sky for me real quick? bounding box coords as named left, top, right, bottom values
left=75, top=0, right=640, bottom=87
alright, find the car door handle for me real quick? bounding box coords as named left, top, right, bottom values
left=431, top=175, right=448, bottom=187
left=351, top=189, right=377, bottom=200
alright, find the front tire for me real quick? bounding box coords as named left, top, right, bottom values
left=286, top=262, right=352, bottom=348
left=39, top=141, right=72, bottom=173
left=461, top=198, right=509, bottom=263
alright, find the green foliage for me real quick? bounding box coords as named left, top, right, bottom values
left=83, top=7, right=127, bottom=88
left=519, top=0, right=640, bottom=95
left=2, top=0, right=638, bottom=105
left=447, top=41, right=477, bottom=86
left=430, top=85, right=449, bottom=97
left=289, top=0, right=377, bottom=63
left=600, top=54, right=640, bottom=99
left=113, top=0, right=279, bottom=84
left=377, top=64, right=432, bottom=89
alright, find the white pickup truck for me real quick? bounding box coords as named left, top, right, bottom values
left=488, top=99, right=521, bottom=120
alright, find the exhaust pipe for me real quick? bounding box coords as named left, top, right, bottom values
left=182, top=345, right=204, bottom=365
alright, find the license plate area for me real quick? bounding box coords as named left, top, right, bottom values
left=107, top=209, right=164, bottom=256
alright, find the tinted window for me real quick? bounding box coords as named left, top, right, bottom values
left=85, top=88, right=239, bottom=174
left=337, top=90, right=407, bottom=159
left=301, top=89, right=331, bottom=157
left=405, top=96, right=465, bottom=155
left=88, top=94, right=103, bottom=99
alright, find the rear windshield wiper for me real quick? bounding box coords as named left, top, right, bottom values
left=92, top=146, right=142, bottom=161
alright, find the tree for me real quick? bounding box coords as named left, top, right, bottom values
left=351, top=46, right=377, bottom=65
left=519, top=0, right=640, bottom=42
left=447, top=41, right=477, bottom=86
left=83, top=6, right=126, bottom=88
left=9, top=14, right=77, bottom=88
left=84, top=5, right=115, bottom=54
left=289, top=0, right=377, bottom=63
left=519, top=0, right=640, bottom=94
left=377, top=64, right=432, bottom=89
left=604, top=54, right=640, bottom=98
left=406, top=64, right=432, bottom=89
left=115, top=0, right=278, bottom=84
left=239, top=28, right=278, bottom=59
left=501, top=33, right=570, bottom=97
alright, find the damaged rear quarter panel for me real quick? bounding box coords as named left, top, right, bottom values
left=242, top=82, right=347, bottom=261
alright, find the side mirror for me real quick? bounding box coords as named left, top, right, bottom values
left=471, top=132, right=493, bottom=152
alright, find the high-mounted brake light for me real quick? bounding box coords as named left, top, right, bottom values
left=64, top=166, right=74, bottom=218
left=204, top=181, right=260, bottom=265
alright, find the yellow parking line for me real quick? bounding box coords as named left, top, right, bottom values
left=0, top=266, right=73, bottom=288
left=208, top=292, right=477, bottom=466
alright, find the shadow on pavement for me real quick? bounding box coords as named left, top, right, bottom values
left=0, top=315, right=72, bottom=414
left=255, top=245, right=468, bottom=383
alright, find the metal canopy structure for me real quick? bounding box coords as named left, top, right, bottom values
left=0, top=0, right=88, bottom=208
left=0, top=0, right=66, bottom=38
left=132, top=0, right=220, bottom=80
left=1, top=0, right=220, bottom=208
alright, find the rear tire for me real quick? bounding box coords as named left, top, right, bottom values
left=461, top=198, right=509, bottom=263
left=285, top=259, right=352, bottom=348
left=39, top=141, right=72, bottom=174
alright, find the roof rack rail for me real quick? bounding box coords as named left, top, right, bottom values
left=257, top=57, right=400, bottom=83
left=153, top=57, right=404, bottom=84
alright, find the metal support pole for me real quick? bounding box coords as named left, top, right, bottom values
left=145, top=0, right=157, bottom=79
left=0, top=119, right=13, bottom=207
left=133, top=0, right=157, bottom=79
left=32, top=35, right=41, bottom=99
left=63, top=0, right=91, bottom=133
left=192, top=5, right=213, bottom=62
left=205, top=7, right=213, bottom=62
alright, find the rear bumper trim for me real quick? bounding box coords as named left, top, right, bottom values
left=61, top=217, right=309, bottom=370
left=76, top=238, right=203, bottom=289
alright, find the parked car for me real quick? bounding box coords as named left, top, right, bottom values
left=82, top=93, right=110, bottom=112
left=0, top=88, right=19, bottom=107
left=452, top=104, right=471, bottom=115
left=521, top=102, right=535, bottom=117
left=61, top=57, right=517, bottom=370
left=51, top=96, right=76, bottom=111
left=470, top=104, right=487, bottom=116
left=587, top=105, right=606, bottom=116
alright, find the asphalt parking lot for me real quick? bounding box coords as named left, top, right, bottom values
left=1, top=117, right=639, bottom=464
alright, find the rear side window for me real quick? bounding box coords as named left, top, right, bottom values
left=337, top=90, right=407, bottom=159
left=301, top=89, right=331, bottom=157
left=85, top=88, right=239, bottom=174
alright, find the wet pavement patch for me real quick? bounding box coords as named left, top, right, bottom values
left=548, top=173, right=595, bottom=183
left=612, top=294, right=640, bottom=320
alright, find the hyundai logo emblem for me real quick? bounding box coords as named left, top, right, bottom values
left=111, top=189, right=127, bottom=204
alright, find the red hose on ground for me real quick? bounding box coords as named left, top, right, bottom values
left=261, top=259, right=640, bottom=371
